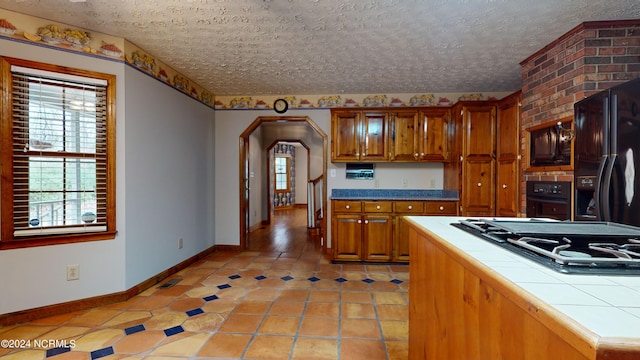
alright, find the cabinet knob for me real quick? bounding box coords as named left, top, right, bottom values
left=439, top=206, right=444, bottom=211
left=414, top=153, right=419, bottom=157
left=477, top=182, right=482, bottom=187
left=502, top=184, right=507, bottom=189
left=376, top=205, right=381, bottom=210
left=408, top=205, right=413, bottom=210
left=357, top=219, right=362, bottom=224
left=421, top=152, right=425, bottom=156
left=365, top=220, right=369, bottom=224
left=345, top=205, right=350, bottom=209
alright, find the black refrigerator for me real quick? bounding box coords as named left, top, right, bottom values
left=574, top=77, right=640, bottom=226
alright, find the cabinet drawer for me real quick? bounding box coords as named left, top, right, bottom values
left=333, top=200, right=362, bottom=213
left=363, top=201, right=393, bottom=213
left=425, top=201, right=457, bottom=215
left=394, top=201, right=425, bottom=213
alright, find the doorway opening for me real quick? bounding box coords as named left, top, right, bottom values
left=239, top=116, right=327, bottom=252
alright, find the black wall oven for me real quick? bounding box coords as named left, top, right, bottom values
left=526, top=181, right=571, bottom=221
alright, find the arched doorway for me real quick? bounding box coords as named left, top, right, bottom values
left=238, top=116, right=327, bottom=252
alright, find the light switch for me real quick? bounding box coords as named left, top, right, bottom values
left=330, top=169, right=336, bottom=177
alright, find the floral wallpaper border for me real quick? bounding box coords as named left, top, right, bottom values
left=213, top=92, right=503, bottom=110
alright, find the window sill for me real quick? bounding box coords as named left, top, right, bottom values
left=0, top=230, right=117, bottom=250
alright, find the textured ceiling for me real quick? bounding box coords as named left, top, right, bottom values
left=1, top=0, right=640, bottom=96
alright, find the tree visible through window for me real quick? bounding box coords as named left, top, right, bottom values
left=274, top=156, right=290, bottom=192
left=1, top=57, right=116, bottom=249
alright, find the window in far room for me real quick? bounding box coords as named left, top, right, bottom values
left=274, top=155, right=290, bottom=193
left=0, top=56, right=116, bottom=249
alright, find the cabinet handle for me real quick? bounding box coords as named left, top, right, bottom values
left=502, top=184, right=507, bottom=189
left=376, top=205, right=381, bottom=210
left=408, top=205, right=413, bottom=210
left=345, top=205, right=350, bottom=209
left=439, top=206, right=444, bottom=211
left=477, top=182, right=482, bottom=187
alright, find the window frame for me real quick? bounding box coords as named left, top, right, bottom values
left=274, top=155, right=290, bottom=193
left=0, top=56, right=117, bottom=249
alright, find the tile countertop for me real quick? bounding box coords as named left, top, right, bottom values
left=405, top=216, right=640, bottom=339
left=330, top=189, right=459, bottom=201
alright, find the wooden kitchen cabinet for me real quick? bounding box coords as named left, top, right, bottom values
left=331, top=110, right=389, bottom=162
left=331, top=107, right=449, bottom=163
left=332, top=213, right=363, bottom=260
left=332, top=200, right=393, bottom=261
left=390, top=108, right=450, bottom=162
left=452, top=102, right=497, bottom=216
left=332, top=199, right=458, bottom=262
left=390, top=110, right=421, bottom=161
left=363, top=214, right=393, bottom=261
left=496, top=91, right=521, bottom=217
left=444, top=96, right=521, bottom=217
left=420, top=108, right=450, bottom=161
left=394, top=200, right=457, bottom=262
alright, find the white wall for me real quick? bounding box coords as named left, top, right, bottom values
left=123, top=67, right=215, bottom=288
left=0, top=38, right=216, bottom=314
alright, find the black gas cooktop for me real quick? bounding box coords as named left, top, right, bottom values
left=452, top=219, right=640, bottom=275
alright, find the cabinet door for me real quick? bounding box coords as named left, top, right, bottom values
left=361, top=111, right=389, bottom=161
left=421, top=108, right=450, bottom=161
left=391, top=110, right=421, bottom=161
left=332, top=111, right=361, bottom=161
left=333, top=214, right=362, bottom=260
left=496, top=160, right=518, bottom=216
left=394, top=216, right=411, bottom=262
left=462, top=105, right=496, bottom=216
left=496, top=92, right=520, bottom=217
left=363, top=214, right=393, bottom=261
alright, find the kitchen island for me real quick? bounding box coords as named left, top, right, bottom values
left=405, top=216, right=640, bottom=360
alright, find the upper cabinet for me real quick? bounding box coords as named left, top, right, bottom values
left=390, top=108, right=449, bottom=162
left=331, top=110, right=390, bottom=162
left=331, top=107, right=450, bottom=163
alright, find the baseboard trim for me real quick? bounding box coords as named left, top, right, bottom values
left=0, top=244, right=228, bottom=326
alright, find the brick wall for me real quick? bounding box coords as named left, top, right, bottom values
left=518, top=20, right=640, bottom=215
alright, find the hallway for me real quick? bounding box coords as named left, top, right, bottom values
left=0, top=208, right=409, bottom=359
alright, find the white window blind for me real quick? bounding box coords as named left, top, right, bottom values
left=11, top=67, right=108, bottom=236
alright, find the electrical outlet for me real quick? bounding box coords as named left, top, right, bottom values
left=178, top=238, right=183, bottom=249
left=402, top=178, right=408, bottom=188
left=430, top=179, right=436, bottom=188
left=374, top=179, right=380, bottom=188
left=66, top=264, right=79, bottom=281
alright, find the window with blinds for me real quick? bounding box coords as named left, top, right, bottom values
left=1, top=57, right=116, bottom=248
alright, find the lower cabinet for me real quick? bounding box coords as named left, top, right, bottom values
left=332, top=199, right=458, bottom=262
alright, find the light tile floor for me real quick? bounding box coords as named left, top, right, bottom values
left=0, top=250, right=409, bottom=359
